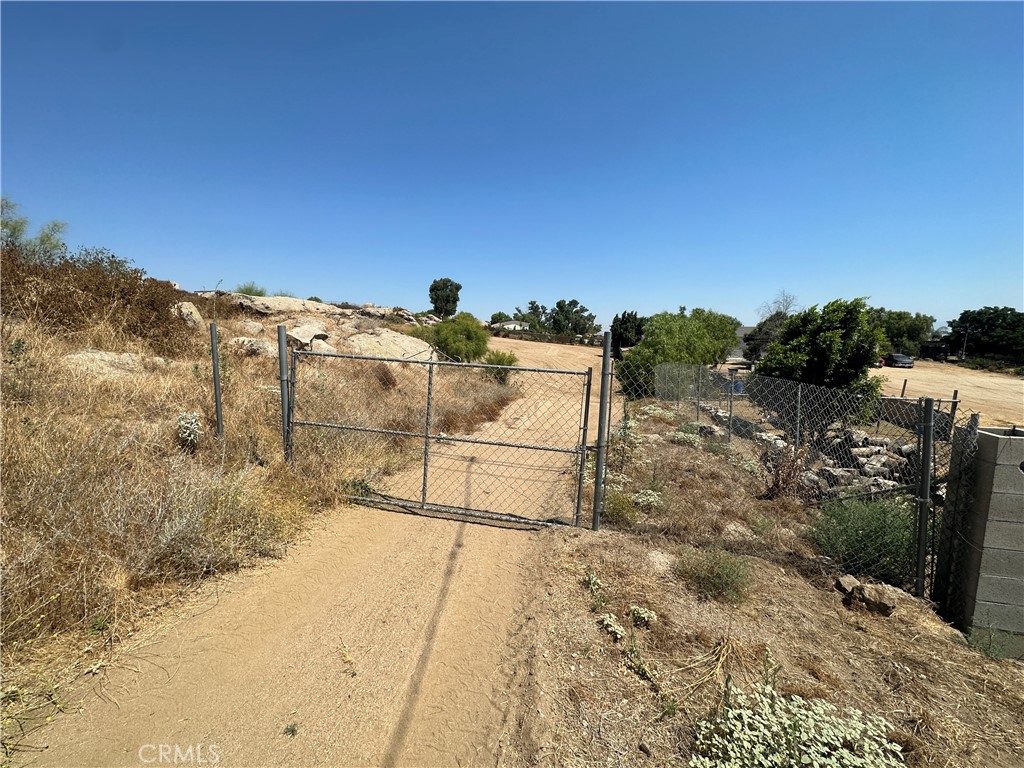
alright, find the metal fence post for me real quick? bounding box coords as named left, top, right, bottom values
left=795, top=382, right=802, bottom=448
left=209, top=322, right=224, bottom=438
left=728, top=368, right=737, bottom=443
left=695, top=365, right=702, bottom=423
left=277, top=325, right=290, bottom=459
left=574, top=368, right=594, bottom=527
left=915, top=397, right=935, bottom=597
left=592, top=332, right=612, bottom=531
left=421, top=362, right=435, bottom=510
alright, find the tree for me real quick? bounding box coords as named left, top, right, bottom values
left=432, top=312, right=489, bottom=362
left=1, top=197, right=67, bottom=265
left=616, top=308, right=741, bottom=397
left=512, top=299, right=599, bottom=337
left=610, top=311, right=647, bottom=359
left=868, top=308, right=935, bottom=357
left=428, top=278, right=462, bottom=319
left=744, top=310, right=788, bottom=361
left=756, top=298, right=884, bottom=394
left=489, top=311, right=512, bottom=325
left=946, top=307, right=1024, bottom=363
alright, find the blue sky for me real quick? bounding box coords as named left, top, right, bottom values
left=3, top=2, right=1021, bottom=328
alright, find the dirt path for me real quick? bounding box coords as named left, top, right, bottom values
left=25, top=507, right=547, bottom=767
left=870, top=360, right=1023, bottom=427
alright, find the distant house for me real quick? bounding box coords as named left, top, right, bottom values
left=491, top=320, right=530, bottom=332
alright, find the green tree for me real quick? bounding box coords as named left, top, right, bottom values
left=547, top=299, right=599, bottom=337
left=610, top=311, right=647, bottom=359
left=946, top=306, right=1024, bottom=363
left=868, top=307, right=935, bottom=356
left=616, top=308, right=741, bottom=397
left=757, top=298, right=884, bottom=393
left=433, top=312, right=489, bottom=361
left=744, top=310, right=788, bottom=361
left=489, top=311, right=512, bottom=325
left=428, top=277, right=462, bottom=319
left=513, top=301, right=549, bottom=332
left=1, top=197, right=68, bottom=265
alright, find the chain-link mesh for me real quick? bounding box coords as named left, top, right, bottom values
left=608, top=358, right=983, bottom=592
left=289, top=350, right=590, bottom=525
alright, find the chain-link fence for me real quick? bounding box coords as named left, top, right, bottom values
left=287, top=349, right=593, bottom=526
left=607, top=358, right=982, bottom=594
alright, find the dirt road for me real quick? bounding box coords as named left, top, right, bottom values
left=27, top=507, right=547, bottom=767
left=871, top=360, right=1023, bottom=427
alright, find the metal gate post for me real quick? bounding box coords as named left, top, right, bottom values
left=421, top=361, right=435, bottom=510
left=795, top=382, right=802, bottom=448
left=574, top=368, right=594, bottom=527
left=277, top=325, right=290, bottom=459
left=728, top=368, right=737, bottom=443
left=592, top=332, right=612, bottom=531
left=915, top=397, right=935, bottom=597
left=210, top=322, right=224, bottom=438
left=695, top=365, right=702, bottom=423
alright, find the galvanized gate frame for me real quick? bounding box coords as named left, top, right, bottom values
left=281, top=337, right=594, bottom=527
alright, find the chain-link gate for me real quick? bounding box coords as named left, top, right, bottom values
left=286, top=350, right=593, bottom=526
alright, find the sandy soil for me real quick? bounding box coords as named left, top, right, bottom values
left=871, top=361, right=1023, bottom=427
left=24, top=508, right=549, bottom=767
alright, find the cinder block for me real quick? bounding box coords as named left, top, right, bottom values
left=979, top=548, right=1024, bottom=580
left=975, top=575, right=1024, bottom=606
left=983, top=520, right=1024, bottom=552
left=977, top=429, right=1024, bottom=466
left=972, top=600, right=1024, bottom=634
left=973, top=459, right=1024, bottom=498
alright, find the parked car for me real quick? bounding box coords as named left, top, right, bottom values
left=883, top=353, right=915, bottom=368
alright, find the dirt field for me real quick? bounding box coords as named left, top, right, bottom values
left=871, top=361, right=1023, bottom=427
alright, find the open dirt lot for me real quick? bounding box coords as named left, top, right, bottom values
left=871, top=361, right=1023, bottom=427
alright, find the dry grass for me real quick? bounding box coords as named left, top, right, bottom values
left=506, top=407, right=1024, bottom=768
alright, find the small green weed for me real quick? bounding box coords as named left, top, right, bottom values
left=675, top=546, right=752, bottom=604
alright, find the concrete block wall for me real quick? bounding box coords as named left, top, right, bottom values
left=959, top=427, right=1024, bottom=654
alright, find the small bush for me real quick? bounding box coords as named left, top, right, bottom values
left=273, top=289, right=296, bottom=298
left=432, top=313, right=489, bottom=362
left=690, top=681, right=904, bottom=767
left=762, top=446, right=807, bottom=500
left=483, top=349, right=519, bottom=384
left=306, top=296, right=323, bottom=303
left=809, top=497, right=915, bottom=587
left=675, top=546, right=751, bottom=603
left=234, top=282, right=267, bottom=296
left=602, top=489, right=640, bottom=527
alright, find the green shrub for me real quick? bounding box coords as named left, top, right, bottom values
left=306, top=296, right=323, bottom=303
left=483, top=349, right=519, bottom=384
left=273, top=289, right=296, bottom=298
left=809, top=497, right=915, bottom=587
left=602, top=489, right=640, bottom=527
left=690, top=681, right=904, bottom=767
left=235, top=281, right=266, bottom=296
left=433, top=313, right=489, bottom=362
left=675, top=546, right=751, bottom=603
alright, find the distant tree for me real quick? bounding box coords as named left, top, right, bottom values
left=428, top=278, right=462, bottom=319
left=307, top=296, right=323, bottom=303
left=868, top=307, right=935, bottom=356
left=744, top=310, right=788, bottom=361
left=757, top=289, right=799, bottom=320
left=611, top=311, right=647, bottom=359
left=756, top=298, right=884, bottom=395
left=512, top=299, right=598, bottom=337
left=946, top=307, right=1024, bottom=363
left=433, top=312, right=489, bottom=361
left=489, top=311, right=513, bottom=325
left=616, top=308, right=741, bottom=397
left=1, top=197, right=68, bottom=265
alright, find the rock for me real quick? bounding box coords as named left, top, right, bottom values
left=861, top=464, right=891, bottom=478
left=897, top=443, right=917, bottom=457
left=851, top=446, right=886, bottom=458
left=800, top=471, right=828, bottom=493
left=287, top=324, right=329, bottom=348
left=206, top=292, right=340, bottom=317
left=869, top=478, right=901, bottom=492
left=226, top=337, right=276, bottom=357
left=820, top=467, right=856, bottom=487
left=421, top=314, right=441, bottom=326
left=345, top=328, right=436, bottom=361
left=237, top=319, right=265, bottom=336
left=849, top=430, right=869, bottom=446
left=867, top=437, right=892, bottom=448
left=844, top=583, right=899, bottom=616
left=309, top=339, right=337, bottom=354
left=697, top=423, right=723, bottom=438
left=63, top=349, right=166, bottom=378
left=171, top=301, right=204, bottom=329
left=835, top=574, right=861, bottom=595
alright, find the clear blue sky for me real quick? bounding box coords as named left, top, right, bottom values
left=3, top=2, right=1022, bottom=329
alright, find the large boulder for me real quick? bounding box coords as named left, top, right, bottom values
left=345, top=328, right=435, bottom=361
left=287, top=324, right=329, bottom=348
left=172, top=301, right=204, bottom=330
left=196, top=292, right=340, bottom=317
left=237, top=319, right=265, bottom=336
